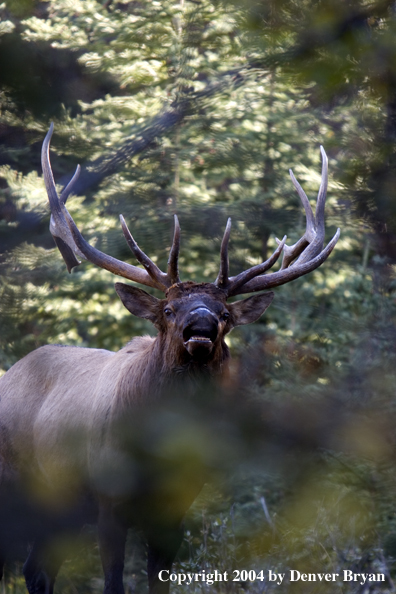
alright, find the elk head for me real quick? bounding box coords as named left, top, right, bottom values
left=42, top=123, right=340, bottom=364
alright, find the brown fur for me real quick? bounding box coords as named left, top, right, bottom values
left=0, top=281, right=274, bottom=594
left=0, top=282, right=246, bottom=492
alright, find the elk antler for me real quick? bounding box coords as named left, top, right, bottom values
left=42, top=123, right=180, bottom=292
left=215, top=147, right=340, bottom=297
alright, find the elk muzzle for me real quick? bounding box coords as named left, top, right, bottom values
left=183, top=307, right=219, bottom=358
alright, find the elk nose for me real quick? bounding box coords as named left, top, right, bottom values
left=185, top=307, right=218, bottom=337
left=183, top=307, right=219, bottom=358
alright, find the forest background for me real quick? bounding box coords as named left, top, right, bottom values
left=1, top=0, right=396, bottom=592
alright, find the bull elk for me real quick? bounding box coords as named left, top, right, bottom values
left=0, top=123, right=340, bottom=594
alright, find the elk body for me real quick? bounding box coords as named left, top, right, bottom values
left=0, top=124, right=339, bottom=594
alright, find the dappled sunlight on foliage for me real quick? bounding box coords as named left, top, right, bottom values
left=1, top=0, right=396, bottom=592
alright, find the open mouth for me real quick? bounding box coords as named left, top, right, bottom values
left=183, top=327, right=217, bottom=345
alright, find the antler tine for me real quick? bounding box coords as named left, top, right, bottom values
left=215, top=218, right=232, bottom=289
left=289, top=169, right=316, bottom=240
left=59, top=207, right=166, bottom=290
left=60, top=164, right=81, bottom=205
left=226, top=235, right=287, bottom=295
left=42, top=123, right=84, bottom=272
left=313, top=145, right=328, bottom=242
left=42, top=123, right=60, bottom=210
left=229, top=228, right=340, bottom=296
left=293, top=145, right=328, bottom=265
left=315, top=146, right=328, bottom=234
left=167, top=214, right=181, bottom=285
left=120, top=215, right=171, bottom=290
left=43, top=124, right=169, bottom=291
left=276, top=167, right=316, bottom=270
left=224, top=147, right=339, bottom=298
left=52, top=163, right=82, bottom=272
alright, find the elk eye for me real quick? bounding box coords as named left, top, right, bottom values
left=164, top=308, right=173, bottom=317
left=222, top=312, right=230, bottom=321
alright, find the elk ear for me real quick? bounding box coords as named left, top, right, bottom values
left=115, top=283, right=161, bottom=324
left=229, top=292, right=274, bottom=326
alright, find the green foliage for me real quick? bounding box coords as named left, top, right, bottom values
left=1, top=0, right=396, bottom=591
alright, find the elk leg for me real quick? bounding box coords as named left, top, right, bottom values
left=147, top=522, right=184, bottom=594
left=23, top=499, right=90, bottom=594
left=98, top=501, right=128, bottom=594
left=23, top=540, right=62, bottom=594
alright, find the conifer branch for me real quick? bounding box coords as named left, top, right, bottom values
left=59, top=68, right=253, bottom=196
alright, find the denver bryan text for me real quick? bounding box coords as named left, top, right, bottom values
left=286, top=570, right=385, bottom=585
left=159, top=569, right=386, bottom=586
